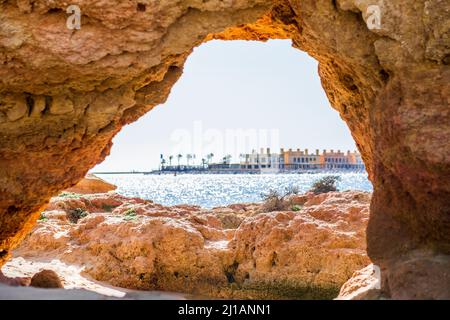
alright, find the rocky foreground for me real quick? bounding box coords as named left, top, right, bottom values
left=2, top=190, right=371, bottom=299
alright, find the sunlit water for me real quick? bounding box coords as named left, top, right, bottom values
left=96, top=172, right=372, bottom=208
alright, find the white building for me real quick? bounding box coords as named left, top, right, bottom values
left=240, top=148, right=282, bottom=170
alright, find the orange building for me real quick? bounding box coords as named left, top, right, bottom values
left=322, top=149, right=364, bottom=169
left=283, top=148, right=321, bottom=170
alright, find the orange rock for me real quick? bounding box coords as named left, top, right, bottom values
left=30, top=270, right=64, bottom=289
left=64, top=175, right=117, bottom=195
left=9, top=191, right=370, bottom=299
left=231, top=191, right=371, bottom=298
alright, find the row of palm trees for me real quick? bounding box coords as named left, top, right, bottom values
left=161, top=153, right=228, bottom=167
left=160, top=153, right=266, bottom=168
left=160, top=153, right=236, bottom=167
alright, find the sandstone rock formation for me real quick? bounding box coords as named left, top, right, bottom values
left=336, top=264, right=383, bottom=300
left=231, top=191, right=370, bottom=298
left=0, top=0, right=449, bottom=298
left=4, top=191, right=371, bottom=299
left=30, top=269, right=64, bottom=289
left=64, top=174, right=117, bottom=194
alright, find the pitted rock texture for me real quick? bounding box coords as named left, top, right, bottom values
left=0, top=0, right=449, bottom=298
left=6, top=191, right=370, bottom=299
left=338, top=255, right=450, bottom=300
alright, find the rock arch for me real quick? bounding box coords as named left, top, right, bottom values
left=0, top=0, right=449, bottom=298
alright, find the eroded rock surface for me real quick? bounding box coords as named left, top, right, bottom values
left=336, top=264, right=384, bottom=300
left=1, top=0, right=449, bottom=298
left=64, top=174, right=117, bottom=194
left=4, top=191, right=371, bottom=299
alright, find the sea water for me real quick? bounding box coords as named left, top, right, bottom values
left=96, top=172, right=372, bottom=208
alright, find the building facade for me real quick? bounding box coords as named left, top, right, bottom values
left=161, top=148, right=365, bottom=173
left=240, top=148, right=365, bottom=171
left=240, top=148, right=282, bottom=170
left=282, top=148, right=322, bottom=170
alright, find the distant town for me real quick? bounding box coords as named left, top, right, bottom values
left=153, top=148, right=365, bottom=174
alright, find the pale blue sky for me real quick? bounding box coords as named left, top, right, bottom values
left=93, top=40, right=356, bottom=172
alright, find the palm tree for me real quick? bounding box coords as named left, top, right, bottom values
left=201, top=158, right=206, bottom=169
left=177, top=154, right=182, bottom=167
left=186, top=154, right=193, bottom=166
left=222, top=154, right=232, bottom=164
left=206, top=153, right=214, bottom=164
left=168, top=155, right=173, bottom=166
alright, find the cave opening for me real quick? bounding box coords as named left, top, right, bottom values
left=92, top=39, right=371, bottom=208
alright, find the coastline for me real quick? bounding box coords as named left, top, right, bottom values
left=93, top=169, right=368, bottom=175
left=94, top=172, right=373, bottom=209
